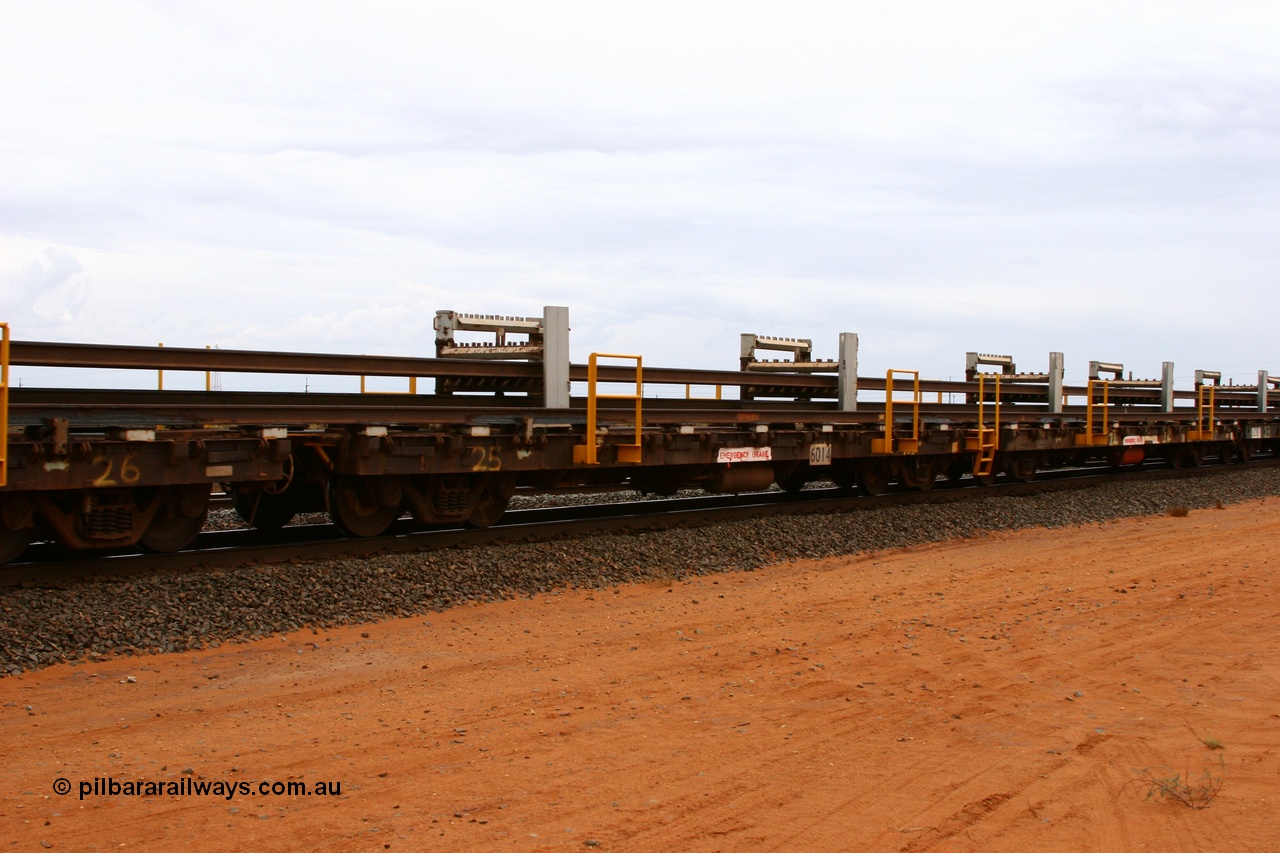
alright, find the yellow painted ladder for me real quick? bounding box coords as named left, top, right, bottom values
left=574, top=353, right=643, bottom=465
left=872, top=369, right=921, bottom=454
left=973, top=372, right=999, bottom=477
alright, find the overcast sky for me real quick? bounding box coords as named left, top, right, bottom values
left=2, top=2, right=1277, bottom=393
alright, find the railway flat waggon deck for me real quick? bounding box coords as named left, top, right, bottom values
left=2, top=309, right=1278, bottom=563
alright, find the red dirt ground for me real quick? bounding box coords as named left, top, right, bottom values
left=3, top=499, right=1279, bottom=852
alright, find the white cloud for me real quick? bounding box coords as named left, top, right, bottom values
left=0, top=1, right=1277, bottom=388
left=2, top=247, right=89, bottom=327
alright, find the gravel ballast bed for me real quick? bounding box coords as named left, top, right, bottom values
left=3, top=467, right=1277, bottom=674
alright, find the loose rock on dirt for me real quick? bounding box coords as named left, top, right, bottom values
left=1, top=468, right=1278, bottom=850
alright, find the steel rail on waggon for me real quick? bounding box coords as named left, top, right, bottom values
left=2, top=307, right=1278, bottom=565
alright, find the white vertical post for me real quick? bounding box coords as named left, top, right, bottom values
left=542, top=305, right=570, bottom=409
left=1161, top=362, right=1175, bottom=413
left=1048, top=352, right=1064, bottom=413
left=837, top=332, right=858, bottom=412
left=1259, top=370, right=1269, bottom=412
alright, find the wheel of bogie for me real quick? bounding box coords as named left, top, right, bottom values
left=972, top=471, right=997, bottom=487
left=0, top=495, right=36, bottom=564
left=1008, top=455, right=1036, bottom=482
left=1167, top=450, right=1185, bottom=469
left=859, top=466, right=889, bottom=496
left=140, top=486, right=210, bottom=553
left=465, top=489, right=510, bottom=528
left=0, top=527, right=33, bottom=565
left=1185, top=446, right=1203, bottom=467
left=901, top=458, right=936, bottom=491
left=328, top=475, right=401, bottom=538
left=780, top=470, right=809, bottom=494
left=466, top=475, right=516, bottom=529
left=232, top=489, right=297, bottom=531
left=1217, top=442, right=1235, bottom=464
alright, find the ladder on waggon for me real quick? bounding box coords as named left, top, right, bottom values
left=973, top=372, right=999, bottom=478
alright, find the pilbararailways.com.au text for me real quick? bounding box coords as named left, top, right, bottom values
left=58, top=777, right=341, bottom=801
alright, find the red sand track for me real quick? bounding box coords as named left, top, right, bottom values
left=3, top=500, right=1278, bottom=851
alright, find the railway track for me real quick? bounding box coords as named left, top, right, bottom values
left=4, top=458, right=1270, bottom=589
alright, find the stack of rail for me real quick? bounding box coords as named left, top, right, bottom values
left=2, top=308, right=1277, bottom=565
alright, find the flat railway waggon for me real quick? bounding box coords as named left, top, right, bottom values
left=2, top=308, right=1278, bottom=565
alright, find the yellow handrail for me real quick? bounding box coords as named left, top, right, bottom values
left=684, top=384, right=723, bottom=400
left=0, top=322, right=9, bottom=487
left=574, top=353, right=643, bottom=465
left=1195, top=383, right=1216, bottom=439
left=360, top=375, right=419, bottom=394
left=1081, top=379, right=1110, bottom=445
left=874, top=369, right=920, bottom=454
left=973, top=372, right=1000, bottom=476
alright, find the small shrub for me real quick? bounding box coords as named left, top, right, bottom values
left=1168, top=506, right=1189, bottom=518
left=1133, top=755, right=1225, bottom=810
left=1188, top=724, right=1225, bottom=750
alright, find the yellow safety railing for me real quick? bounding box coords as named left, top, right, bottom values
left=873, top=369, right=920, bottom=454
left=684, top=384, right=723, bottom=400
left=1075, top=379, right=1111, bottom=446
left=973, top=372, right=1000, bottom=476
left=1192, top=383, right=1216, bottom=441
left=0, top=323, right=9, bottom=487
left=360, top=375, right=419, bottom=394
left=574, top=353, right=643, bottom=465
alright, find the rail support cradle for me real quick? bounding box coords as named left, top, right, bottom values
left=3, top=306, right=1279, bottom=565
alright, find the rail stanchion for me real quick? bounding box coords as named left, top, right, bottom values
left=873, top=369, right=920, bottom=454
left=973, top=372, right=1000, bottom=477
left=574, top=353, right=643, bottom=465
left=1075, top=379, right=1112, bottom=447
left=1192, top=383, right=1216, bottom=440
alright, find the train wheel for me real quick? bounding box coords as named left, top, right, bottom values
left=465, top=475, right=516, bottom=529
left=328, top=475, right=401, bottom=538
left=0, top=495, right=36, bottom=564
left=466, top=490, right=509, bottom=528
left=0, top=527, right=33, bottom=565
left=232, top=490, right=297, bottom=531
left=901, top=458, right=936, bottom=491
left=859, top=466, right=889, bottom=496
left=1008, top=455, right=1036, bottom=482
left=780, top=470, right=809, bottom=494
left=234, top=454, right=298, bottom=529
left=139, top=486, right=210, bottom=553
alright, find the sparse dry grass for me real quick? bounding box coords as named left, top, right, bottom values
left=1132, top=756, right=1225, bottom=809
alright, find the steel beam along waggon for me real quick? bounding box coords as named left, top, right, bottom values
left=1, top=308, right=1279, bottom=565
